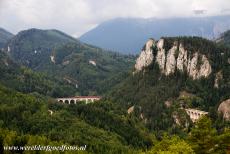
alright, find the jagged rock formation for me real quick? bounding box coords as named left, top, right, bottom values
left=214, top=71, right=223, bottom=88
left=135, top=38, right=212, bottom=79
left=218, top=99, right=230, bottom=121
left=135, top=39, right=155, bottom=71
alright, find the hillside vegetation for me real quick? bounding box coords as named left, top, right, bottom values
left=6, top=29, right=135, bottom=95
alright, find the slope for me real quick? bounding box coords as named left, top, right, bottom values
left=0, top=50, right=76, bottom=97
left=0, top=27, right=14, bottom=48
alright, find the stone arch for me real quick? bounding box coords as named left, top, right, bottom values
left=70, top=100, right=75, bottom=104
left=59, top=100, right=63, bottom=103
left=64, top=100, right=69, bottom=104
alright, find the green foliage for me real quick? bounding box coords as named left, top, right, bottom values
left=188, top=116, right=230, bottom=154
left=7, top=29, right=135, bottom=95
left=0, top=51, right=76, bottom=97
left=0, top=84, right=150, bottom=153
left=146, top=135, right=194, bottom=154
left=38, top=42, right=135, bottom=95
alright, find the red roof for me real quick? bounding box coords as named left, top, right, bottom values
left=74, top=96, right=101, bottom=99
left=57, top=96, right=101, bottom=99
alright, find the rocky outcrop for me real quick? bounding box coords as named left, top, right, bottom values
left=177, top=44, right=188, bottom=72
left=214, top=71, right=223, bottom=88
left=50, top=55, right=55, bottom=63
left=218, top=99, right=230, bottom=121
left=134, top=38, right=212, bottom=79
left=127, top=106, right=134, bottom=114
left=165, top=43, right=177, bottom=75
left=197, top=55, right=212, bottom=79
left=135, top=39, right=155, bottom=72
left=156, top=39, right=166, bottom=72
left=89, top=60, right=96, bottom=66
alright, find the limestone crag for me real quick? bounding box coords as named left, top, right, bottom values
left=218, top=99, right=230, bottom=121
left=135, top=38, right=212, bottom=79
left=177, top=44, right=188, bottom=72
left=214, top=71, right=223, bottom=88
left=135, top=39, right=155, bottom=71
left=165, top=43, right=177, bottom=75
left=156, top=39, right=166, bottom=72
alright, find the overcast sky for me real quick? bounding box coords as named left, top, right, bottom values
left=0, top=0, right=230, bottom=37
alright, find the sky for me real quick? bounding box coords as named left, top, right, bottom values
left=0, top=0, right=230, bottom=37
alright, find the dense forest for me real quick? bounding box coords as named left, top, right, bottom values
left=0, top=28, right=229, bottom=153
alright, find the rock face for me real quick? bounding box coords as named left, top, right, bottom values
left=156, top=39, right=166, bottom=72
left=135, top=39, right=155, bottom=71
left=214, top=71, right=223, bottom=88
left=165, top=43, right=177, bottom=75
left=134, top=38, right=212, bottom=79
left=218, top=99, right=230, bottom=121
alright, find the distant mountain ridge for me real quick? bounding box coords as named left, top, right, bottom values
left=216, top=30, right=230, bottom=47
left=80, top=15, right=230, bottom=54
left=0, top=27, right=14, bottom=48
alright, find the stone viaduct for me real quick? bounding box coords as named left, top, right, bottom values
left=56, top=96, right=101, bottom=104
left=185, top=108, right=208, bottom=122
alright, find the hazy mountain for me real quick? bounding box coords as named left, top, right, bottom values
left=216, top=30, right=230, bottom=47
left=0, top=27, right=14, bottom=48
left=80, top=15, right=230, bottom=54
left=6, top=28, right=135, bottom=95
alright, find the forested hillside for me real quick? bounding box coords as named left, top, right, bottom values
left=6, top=29, right=135, bottom=95
left=0, top=51, right=76, bottom=97
left=0, top=83, right=153, bottom=153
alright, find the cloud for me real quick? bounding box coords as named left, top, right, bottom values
left=193, top=10, right=207, bottom=15
left=0, top=0, right=229, bottom=37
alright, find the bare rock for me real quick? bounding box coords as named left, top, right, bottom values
left=165, top=42, right=177, bottom=75
left=156, top=39, right=166, bottom=72
left=50, top=55, right=55, bottom=63
left=89, top=60, right=96, bottom=66
left=177, top=44, right=188, bottom=72
left=135, top=39, right=155, bottom=71
left=134, top=38, right=212, bottom=80
left=218, top=99, right=230, bottom=121
left=197, top=55, right=212, bottom=78
left=214, top=71, right=223, bottom=88
left=187, top=52, right=198, bottom=79
left=127, top=106, right=134, bottom=114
